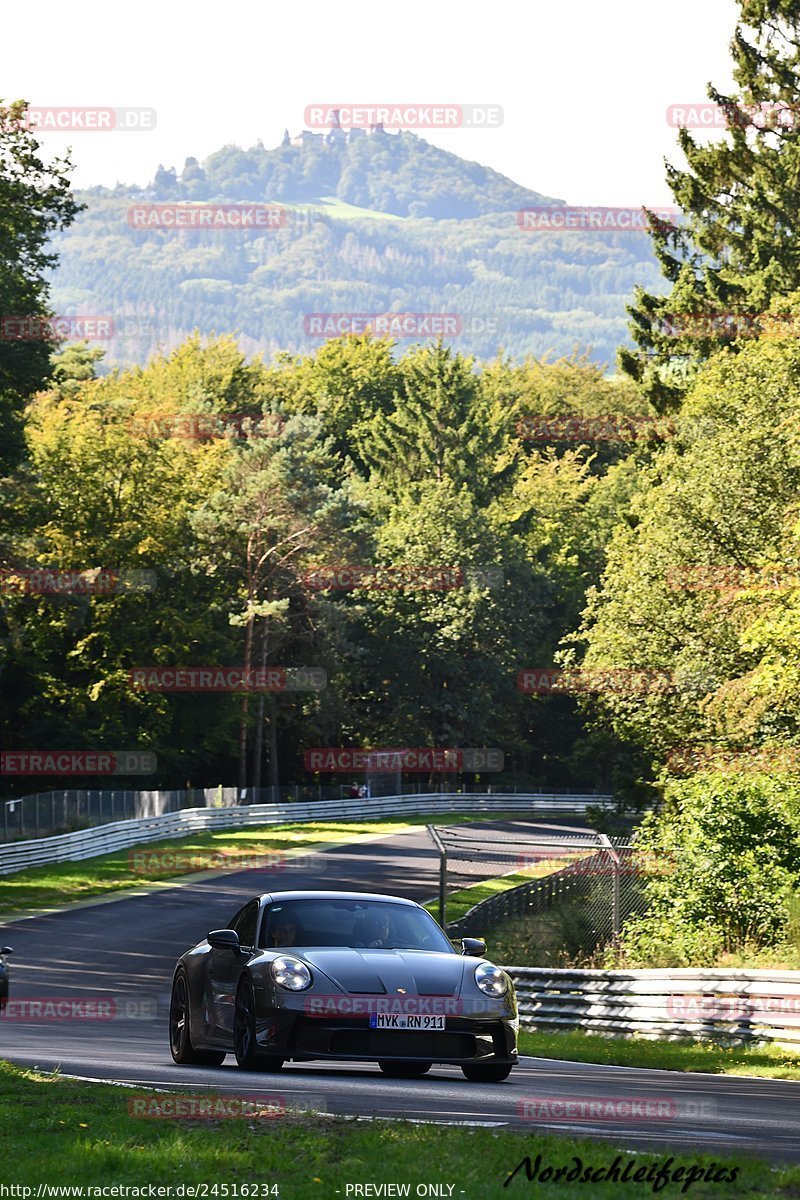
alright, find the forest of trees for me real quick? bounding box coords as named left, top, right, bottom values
left=146, top=130, right=562, bottom=218
left=4, top=0, right=800, bottom=967
left=0, top=332, right=653, bottom=798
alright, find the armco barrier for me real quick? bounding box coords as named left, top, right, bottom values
left=0, top=793, right=612, bottom=877
left=504, top=966, right=800, bottom=1046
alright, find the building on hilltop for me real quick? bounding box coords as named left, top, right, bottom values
left=282, top=111, right=391, bottom=149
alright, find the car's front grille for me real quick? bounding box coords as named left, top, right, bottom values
left=284, top=1015, right=506, bottom=1061
left=329, top=1029, right=475, bottom=1059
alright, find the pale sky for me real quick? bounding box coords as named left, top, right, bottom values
left=2, top=0, right=740, bottom=206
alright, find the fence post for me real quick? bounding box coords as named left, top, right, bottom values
left=599, top=834, right=621, bottom=937
left=427, top=824, right=448, bottom=931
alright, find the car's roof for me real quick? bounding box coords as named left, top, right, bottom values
left=258, top=890, right=420, bottom=907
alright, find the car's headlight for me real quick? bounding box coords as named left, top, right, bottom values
left=271, top=955, right=312, bottom=991
left=475, top=962, right=508, bottom=997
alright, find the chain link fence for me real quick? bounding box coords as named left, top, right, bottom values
left=427, top=822, right=651, bottom=960
left=0, top=783, right=611, bottom=842
left=2, top=788, right=196, bottom=842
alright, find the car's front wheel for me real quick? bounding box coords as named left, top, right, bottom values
left=169, top=969, right=226, bottom=1066
left=461, top=1062, right=513, bottom=1083
left=234, top=977, right=284, bottom=1072
left=378, top=1061, right=432, bottom=1078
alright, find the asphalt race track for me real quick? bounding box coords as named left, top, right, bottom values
left=2, top=820, right=799, bottom=1163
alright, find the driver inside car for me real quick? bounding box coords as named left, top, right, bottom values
left=364, top=914, right=392, bottom=948
left=269, top=918, right=300, bottom=947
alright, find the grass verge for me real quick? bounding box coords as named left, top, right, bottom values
left=1, top=1061, right=797, bottom=1197
left=518, top=1028, right=800, bottom=1080
left=0, top=811, right=522, bottom=919
left=426, top=857, right=580, bottom=925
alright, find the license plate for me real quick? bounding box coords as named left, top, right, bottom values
left=369, top=1013, right=445, bottom=1030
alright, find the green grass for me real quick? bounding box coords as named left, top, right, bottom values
left=0, top=820, right=401, bottom=917
left=2, top=1061, right=797, bottom=1197
left=281, top=195, right=405, bottom=221
left=426, top=857, right=581, bottom=925
left=0, top=811, right=522, bottom=918
left=519, top=1028, right=800, bottom=1080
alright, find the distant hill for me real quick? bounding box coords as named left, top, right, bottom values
left=48, top=129, right=665, bottom=369
left=155, top=128, right=565, bottom=219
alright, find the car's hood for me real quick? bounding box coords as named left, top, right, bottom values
left=300, top=949, right=466, bottom=995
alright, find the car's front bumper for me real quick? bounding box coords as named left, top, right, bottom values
left=255, top=1011, right=518, bottom=1065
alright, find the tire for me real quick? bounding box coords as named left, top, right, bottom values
left=378, top=1061, right=432, bottom=1078
left=461, top=1062, right=513, bottom=1083
left=169, top=969, right=226, bottom=1066
left=234, top=977, right=283, bottom=1072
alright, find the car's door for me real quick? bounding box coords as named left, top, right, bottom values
left=207, top=899, right=259, bottom=1040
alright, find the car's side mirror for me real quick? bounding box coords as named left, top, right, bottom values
left=207, top=929, right=241, bottom=952
left=0, top=946, right=12, bottom=956
left=461, top=937, right=486, bottom=957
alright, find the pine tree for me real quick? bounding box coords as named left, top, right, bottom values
left=620, top=0, right=800, bottom=410
left=0, top=100, right=82, bottom=469
left=355, top=342, right=512, bottom=504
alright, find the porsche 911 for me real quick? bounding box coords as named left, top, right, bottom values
left=169, top=890, right=518, bottom=1081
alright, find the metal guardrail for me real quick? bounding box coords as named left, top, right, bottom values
left=504, top=966, right=800, bottom=1046
left=1, top=783, right=612, bottom=842
left=0, top=793, right=612, bottom=876
left=2, top=787, right=200, bottom=842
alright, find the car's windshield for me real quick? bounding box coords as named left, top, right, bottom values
left=259, top=899, right=454, bottom=953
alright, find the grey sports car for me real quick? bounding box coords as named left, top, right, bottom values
left=169, top=890, right=518, bottom=1081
